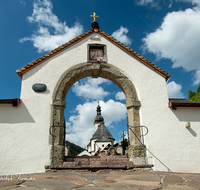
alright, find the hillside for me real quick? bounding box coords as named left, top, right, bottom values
left=187, top=85, right=200, bottom=102
left=189, top=92, right=200, bottom=102
left=65, top=140, right=84, bottom=156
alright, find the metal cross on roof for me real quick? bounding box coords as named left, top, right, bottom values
left=90, top=12, right=99, bottom=21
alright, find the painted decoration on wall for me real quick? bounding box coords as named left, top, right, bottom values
left=89, top=48, right=104, bottom=61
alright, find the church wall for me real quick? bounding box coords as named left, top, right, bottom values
left=1, top=32, right=200, bottom=174
left=95, top=141, right=110, bottom=152
left=91, top=139, right=96, bottom=153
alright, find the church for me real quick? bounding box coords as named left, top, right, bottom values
left=87, top=102, right=115, bottom=155
left=1, top=14, right=200, bottom=175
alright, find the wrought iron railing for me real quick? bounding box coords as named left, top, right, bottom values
left=127, top=117, right=172, bottom=172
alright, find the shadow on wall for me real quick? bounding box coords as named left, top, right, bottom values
left=171, top=107, right=200, bottom=122
left=0, top=101, right=35, bottom=123
left=187, top=128, right=197, bottom=137
left=171, top=107, right=199, bottom=137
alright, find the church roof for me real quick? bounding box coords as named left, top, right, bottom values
left=91, top=122, right=115, bottom=141
left=16, top=25, right=170, bottom=80
left=95, top=135, right=112, bottom=142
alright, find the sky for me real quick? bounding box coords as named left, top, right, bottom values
left=1, top=0, right=200, bottom=148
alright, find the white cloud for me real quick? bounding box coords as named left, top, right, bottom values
left=115, top=91, right=126, bottom=100
left=137, top=0, right=200, bottom=7
left=177, top=0, right=200, bottom=6
left=112, top=26, right=132, bottom=46
left=167, top=81, right=184, bottom=98
left=20, top=0, right=26, bottom=6
left=20, top=0, right=83, bottom=52
left=66, top=100, right=127, bottom=148
left=72, top=77, right=110, bottom=100
left=136, top=0, right=159, bottom=8
left=142, top=7, right=200, bottom=72
left=100, top=100, right=127, bottom=127
left=193, top=70, right=200, bottom=85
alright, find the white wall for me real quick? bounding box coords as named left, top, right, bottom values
left=0, top=103, right=51, bottom=175
left=144, top=107, right=200, bottom=173
left=95, top=141, right=111, bottom=152
left=1, top=32, right=200, bottom=174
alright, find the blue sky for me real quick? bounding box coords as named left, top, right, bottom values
left=1, top=0, right=200, bottom=148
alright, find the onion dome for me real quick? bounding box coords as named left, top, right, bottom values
left=94, top=103, right=104, bottom=122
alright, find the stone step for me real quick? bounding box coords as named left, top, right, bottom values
left=45, top=155, right=154, bottom=171
left=45, top=164, right=153, bottom=171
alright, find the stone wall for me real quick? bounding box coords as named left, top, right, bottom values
left=61, top=155, right=134, bottom=169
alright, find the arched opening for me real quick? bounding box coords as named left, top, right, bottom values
left=51, top=62, right=142, bottom=165
left=64, top=77, right=127, bottom=150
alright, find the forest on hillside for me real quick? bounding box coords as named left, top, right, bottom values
left=65, top=140, right=84, bottom=156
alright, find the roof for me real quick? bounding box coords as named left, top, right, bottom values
left=169, top=98, right=200, bottom=109
left=0, top=98, right=20, bottom=107
left=91, top=122, right=115, bottom=141
left=16, top=26, right=170, bottom=80
left=95, top=135, right=112, bottom=142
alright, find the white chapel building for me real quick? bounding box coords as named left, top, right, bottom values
left=87, top=103, right=115, bottom=155
left=0, top=19, right=200, bottom=175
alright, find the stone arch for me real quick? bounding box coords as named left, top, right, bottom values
left=51, top=62, right=142, bottom=165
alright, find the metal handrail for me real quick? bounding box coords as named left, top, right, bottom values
left=127, top=125, right=148, bottom=164
left=127, top=122, right=172, bottom=172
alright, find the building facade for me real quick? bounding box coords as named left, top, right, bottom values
left=1, top=21, right=200, bottom=175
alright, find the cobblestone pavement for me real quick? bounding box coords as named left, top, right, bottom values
left=1, top=170, right=200, bottom=190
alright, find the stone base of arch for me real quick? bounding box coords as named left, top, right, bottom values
left=50, top=62, right=147, bottom=166
left=51, top=145, right=65, bottom=165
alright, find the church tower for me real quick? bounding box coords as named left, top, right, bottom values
left=94, top=101, right=104, bottom=132
left=87, top=102, right=115, bottom=155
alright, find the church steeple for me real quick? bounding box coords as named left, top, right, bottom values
left=94, top=101, right=104, bottom=123
left=94, top=101, right=104, bottom=132
left=97, top=100, right=101, bottom=115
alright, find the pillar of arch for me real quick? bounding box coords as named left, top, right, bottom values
left=51, top=62, right=143, bottom=165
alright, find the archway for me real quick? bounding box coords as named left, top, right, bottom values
left=51, top=62, right=142, bottom=165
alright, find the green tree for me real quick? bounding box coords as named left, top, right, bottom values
left=187, top=85, right=200, bottom=102
left=197, top=85, right=200, bottom=93
left=187, top=89, right=196, bottom=99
